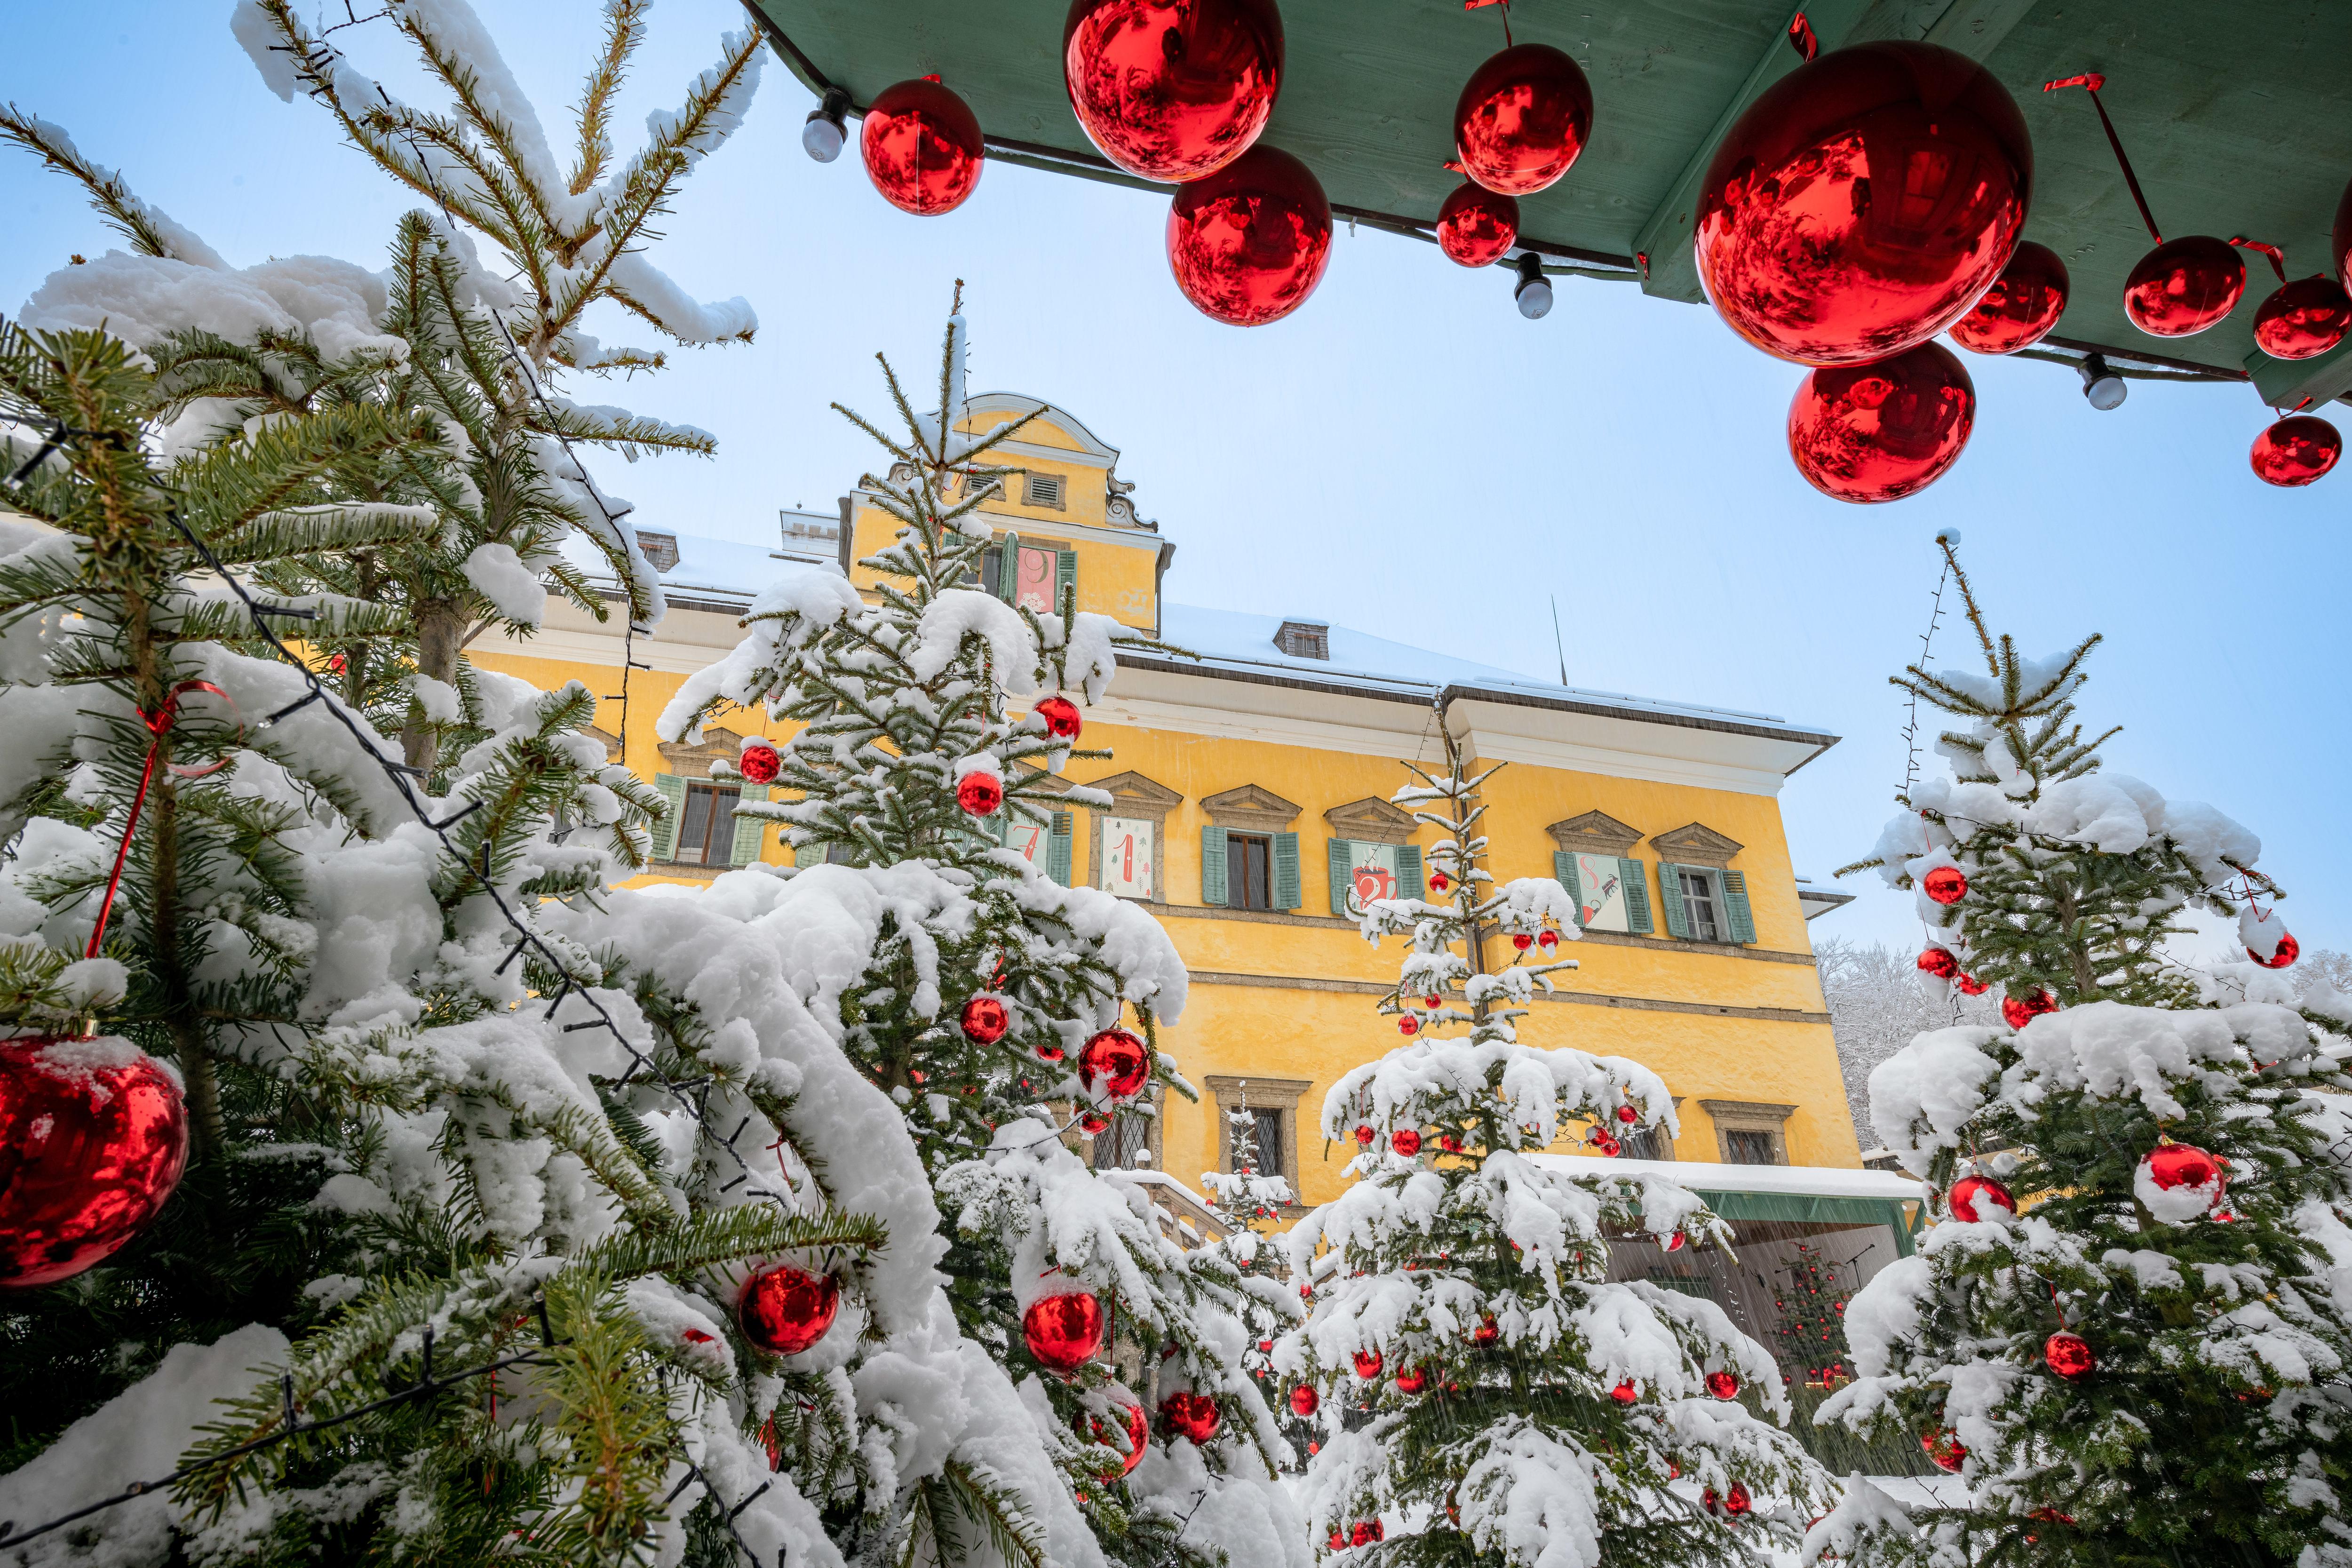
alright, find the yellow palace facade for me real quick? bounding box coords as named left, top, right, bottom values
left=475, top=394, right=1862, bottom=1211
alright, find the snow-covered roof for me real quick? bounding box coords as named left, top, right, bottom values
left=561, top=526, right=839, bottom=609
left=1531, top=1154, right=1922, bottom=1203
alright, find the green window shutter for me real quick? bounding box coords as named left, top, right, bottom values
left=1395, top=844, right=1424, bottom=900
left=1657, top=862, right=1692, bottom=939
left=794, top=839, right=826, bottom=869
left=1720, top=868, right=1757, bottom=944
left=1618, top=858, right=1654, bottom=934
left=1047, top=810, right=1074, bottom=886
left=1272, top=831, right=1301, bottom=911
left=1327, top=837, right=1354, bottom=916
left=980, top=545, right=1001, bottom=598
left=1554, top=851, right=1582, bottom=907
left=997, top=530, right=1022, bottom=604
left=728, top=784, right=770, bottom=866
left=1056, top=548, right=1077, bottom=612
left=649, top=773, right=686, bottom=861
left=1201, top=824, right=1229, bottom=906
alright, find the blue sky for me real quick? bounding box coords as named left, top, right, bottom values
left=6, top=2, right=2345, bottom=956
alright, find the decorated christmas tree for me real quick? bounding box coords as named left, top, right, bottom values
left=1765, top=1241, right=1855, bottom=1393
left=1273, top=719, right=1831, bottom=1564
left=1808, top=540, right=2352, bottom=1568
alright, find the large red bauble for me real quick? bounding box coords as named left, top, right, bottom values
left=1437, top=181, right=1519, bottom=268
left=2123, top=236, right=2244, bottom=337
left=1955, top=972, right=1989, bottom=996
left=956, top=770, right=1004, bottom=817
left=1705, top=1369, right=1740, bottom=1400
left=2001, top=989, right=2057, bottom=1030
left=737, top=741, right=781, bottom=785
left=1079, top=1027, right=1150, bottom=1099
left=960, top=995, right=1010, bottom=1044
left=1353, top=1347, right=1383, bottom=1379
left=1921, top=865, right=1968, bottom=905
left=1033, top=694, right=1084, bottom=739
left=1024, top=1289, right=1106, bottom=1372
left=2252, top=931, right=2301, bottom=970
left=1395, top=1365, right=1429, bottom=1394
left=1398, top=1016, right=1419, bottom=1036
left=1166, top=145, right=1332, bottom=326
left=1694, top=41, right=2031, bottom=366
left=1063, top=0, right=1281, bottom=182
left=1390, top=1128, right=1422, bottom=1157
left=861, top=77, right=985, bottom=216
left=1949, top=241, right=2069, bottom=354
left=1289, top=1383, right=1319, bottom=1418
left=1616, top=1104, right=1638, bottom=1124
left=1787, top=341, right=1976, bottom=503
left=2250, top=416, right=2342, bottom=488
left=1922, top=1427, right=1967, bottom=1472
left=1453, top=44, right=1593, bottom=197
left=2254, top=276, right=2352, bottom=360
left=1916, top=946, right=1960, bottom=979
left=1074, top=1396, right=1150, bottom=1474
left=1160, top=1389, right=1221, bottom=1442
left=1609, top=1379, right=1637, bottom=1405
left=0, top=1036, right=187, bottom=1288
left=1947, top=1173, right=2015, bottom=1222
left=739, top=1265, right=841, bottom=1355
left=1472, top=1315, right=1500, bottom=1346
left=2143, top=1142, right=2222, bottom=1193
left=2043, top=1330, right=2095, bottom=1381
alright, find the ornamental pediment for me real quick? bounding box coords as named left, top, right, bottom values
left=1201, top=782, right=1301, bottom=831
left=1648, top=821, right=1746, bottom=868
left=1324, top=796, right=1417, bottom=844
left=1546, top=810, right=1643, bottom=856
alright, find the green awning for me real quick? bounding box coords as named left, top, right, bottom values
left=1697, top=1190, right=1922, bottom=1255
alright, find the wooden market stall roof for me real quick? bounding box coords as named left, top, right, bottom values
left=743, top=0, right=2352, bottom=409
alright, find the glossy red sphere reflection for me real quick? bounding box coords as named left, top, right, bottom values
left=2253, top=931, right=2301, bottom=970
left=1353, top=1347, right=1383, bottom=1379
left=1695, top=41, right=2031, bottom=366
left=1074, top=1396, right=1150, bottom=1474
left=1917, top=946, right=1961, bottom=979
left=1033, top=693, right=1084, bottom=739
left=2251, top=416, right=2341, bottom=487
left=1079, top=1027, right=1150, bottom=1099
left=2143, top=1142, right=2222, bottom=1193
left=1167, top=145, right=1332, bottom=326
left=737, top=741, right=781, bottom=785
left=2123, top=235, right=2244, bottom=337
left=1947, top=1173, right=2015, bottom=1222
left=1453, top=44, right=1593, bottom=197
left=1160, top=1389, right=1221, bottom=1442
left=2043, top=1330, right=2095, bottom=1381
left=2254, top=276, right=2352, bottom=360
left=1063, top=0, right=1281, bottom=182
left=1788, top=341, right=1976, bottom=503
left=738, top=1264, right=841, bottom=1355
left=1922, top=865, right=1968, bottom=905
left=1390, top=1128, right=1422, bottom=1157
left=1025, top=1289, right=1106, bottom=1372
left=1, top=1036, right=187, bottom=1288
left=1923, top=1428, right=1967, bottom=1472
left=1289, top=1382, right=1319, bottom=1417
left=1949, top=240, right=2069, bottom=354
left=2001, top=988, right=2058, bottom=1030
left=1705, top=1369, right=1740, bottom=1400
left=1436, top=181, right=1519, bottom=268
left=860, top=77, right=985, bottom=215
left=956, top=770, right=1004, bottom=816
left=959, top=995, right=1010, bottom=1044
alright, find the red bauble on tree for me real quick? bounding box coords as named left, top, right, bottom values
left=1079, top=1109, right=1111, bottom=1136
left=2250, top=416, right=2341, bottom=488
left=2252, top=931, right=2301, bottom=970
left=1537, top=928, right=1559, bottom=950
left=1616, top=1104, right=1638, bottom=1124
left=1428, top=871, right=1450, bottom=893
left=1922, top=1427, right=1968, bottom=1472
left=1694, top=41, right=2031, bottom=366
left=1032, top=693, right=1084, bottom=739
left=1472, top=1315, right=1500, bottom=1346
left=956, top=767, right=1005, bottom=817
left=1395, top=1365, right=1429, bottom=1393
left=1787, top=341, right=1976, bottom=503
left=1160, top=1389, right=1221, bottom=1442
left=1166, top=144, right=1332, bottom=326
left=1947, top=1172, right=2015, bottom=1222
left=1452, top=44, right=1593, bottom=197
left=0, top=1036, right=189, bottom=1288
left=1024, top=1289, right=1106, bottom=1372
left=1705, top=1369, right=1740, bottom=1400
left=1955, top=972, right=1990, bottom=996
left=2123, top=235, right=2243, bottom=337
left=2142, top=1141, right=2222, bottom=1195
left=738, top=1264, right=842, bottom=1355
left=1289, top=1382, right=1319, bottom=1417
left=1074, top=1395, right=1151, bottom=1475
left=1352, top=1347, right=1383, bottom=1379
left=1437, top=181, right=1518, bottom=268
left=1916, top=946, right=1961, bottom=979
left=2002, top=988, right=2058, bottom=1030
left=861, top=77, right=985, bottom=215
left=2254, top=275, right=2352, bottom=360
left=1078, top=1027, right=1150, bottom=1099
left=1949, top=241, right=2070, bottom=354
left=1702, top=1482, right=1753, bottom=1517
left=1390, top=1128, right=1422, bottom=1157
left=737, top=739, right=781, bottom=785
left=1609, top=1379, right=1638, bottom=1405
left=2044, top=1330, right=2095, bottom=1380
left=1921, top=865, right=1968, bottom=904
left=959, top=995, right=1010, bottom=1044
left=1062, top=0, right=1282, bottom=182
left=1397, top=1015, right=1419, bottom=1036
left=1353, top=1124, right=1375, bottom=1146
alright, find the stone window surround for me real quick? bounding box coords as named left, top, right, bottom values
left=1085, top=770, right=1182, bottom=903
left=1200, top=783, right=1302, bottom=834
left=1205, top=1075, right=1313, bottom=1209
left=654, top=725, right=752, bottom=780
left=1546, top=809, right=1645, bottom=859
left=1324, top=796, right=1418, bottom=846
left=1648, top=822, right=1747, bottom=870
left=1699, top=1098, right=1795, bottom=1166
left=1074, top=1084, right=1166, bottom=1173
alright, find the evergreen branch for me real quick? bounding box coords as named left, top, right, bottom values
left=0, top=103, right=212, bottom=263
left=568, top=0, right=648, bottom=196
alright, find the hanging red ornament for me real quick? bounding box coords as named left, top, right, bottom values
left=1079, top=1110, right=1111, bottom=1136
left=1037, top=1039, right=1066, bottom=1063
left=1453, top=43, right=1593, bottom=197
left=1722, top=1482, right=1752, bottom=1517
left=2001, top=989, right=2058, bottom=1030
left=1472, top=1315, right=1500, bottom=1347
left=1032, top=694, right=1085, bottom=739
left=1609, top=1379, right=1637, bottom=1405
left=1594, top=1133, right=1621, bottom=1158
left=737, top=740, right=782, bottom=785
left=1024, top=1289, right=1106, bottom=1372
left=1160, top=1389, right=1221, bottom=1442
left=1921, top=865, right=1968, bottom=904
left=2254, top=275, right=2352, bottom=360
left=1166, top=144, right=1332, bottom=326
left=1705, top=1369, right=1740, bottom=1400
left=1391, top=1128, right=1422, bottom=1157
left=739, top=1265, right=842, bottom=1355
left=1289, top=1383, right=1319, bottom=1417
left=1947, top=1172, right=2015, bottom=1222
left=2142, top=1140, right=2223, bottom=1194
left=1954, top=972, right=1989, bottom=996
left=1394, top=1365, right=1430, bottom=1394
left=2250, top=416, right=2342, bottom=488
left=1424, top=993, right=1442, bottom=1008
left=1398, top=1016, right=1419, bottom=1036
left=1436, top=181, right=1519, bottom=268
left=1695, top=41, right=2031, bottom=366
left=1665, top=1232, right=1686, bottom=1252
left=1922, top=1427, right=1967, bottom=1472
left=1916, top=947, right=1961, bottom=979
left=861, top=77, right=985, bottom=216
left=1062, top=0, right=1282, bottom=182
left=2251, top=931, right=2300, bottom=970
left=0, top=1036, right=188, bottom=1288
left=1949, top=241, right=2070, bottom=354
left=956, top=768, right=1005, bottom=817
left=1353, top=1348, right=1383, bottom=1379
left=1353, top=1124, right=1375, bottom=1146
left=1511, top=932, right=1534, bottom=952
left=1537, top=929, right=1559, bottom=950
left=1614, top=1105, right=1637, bottom=1124
left=1078, top=1027, right=1149, bottom=1099
left=1073, top=1397, right=1150, bottom=1475
left=1788, top=341, right=1976, bottom=504
left=2043, top=1330, right=2095, bottom=1381
left=1440, top=1133, right=1464, bottom=1154
left=959, top=995, right=1010, bottom=1044
left=1350, top=1522, right=1373, bottom=1548
left=1429, top=871, right=1451, bottom=893
left=2123, top=235, right=2244, bottom=337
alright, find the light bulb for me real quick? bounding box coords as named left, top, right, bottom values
left=1513, top=253, right=1553, bottom=320
left=2078, top=352, right=2126, bottom=411
left=803, top=89, right=851, bottom=163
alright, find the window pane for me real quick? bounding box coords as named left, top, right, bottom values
left=1621, top=1126, right=1665, bottom=1162
left=1681, top=869, right=1719, bottom=941
left=1725, top=1128, right=1777, bottom=1165
left=1228, top=834, right=1271, bottom=911
left=1248, top=1108, right=1284, bottom=1178
left=708, top=786, right=738, bottom=857
left=676, top=784, right=714, bottom=862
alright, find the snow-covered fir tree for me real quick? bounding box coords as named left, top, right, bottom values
left=1810, top=541, right=2352, bottom=1568
left=1274, top=718, right=1831, bottom=1566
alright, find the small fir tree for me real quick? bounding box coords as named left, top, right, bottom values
left=1764, top=1242, right=1854, bottom=1392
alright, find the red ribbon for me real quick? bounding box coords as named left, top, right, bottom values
left=86, top=680, right=240, bottom=963
left=1786, top=12, right=1819, bottom=62
left=2045, top=73, right=2162, bottom=244
left=2228, top=236, right=2288, bottom=284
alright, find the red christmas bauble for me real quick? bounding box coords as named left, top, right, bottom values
left=2124, top=235, right=2244, bottom=337
left=1166, top=144, right=1331, bottom=326
left=1921, top=865, right=1969, bottom=905
left=1289, top=1382, right=1319, bottom=1417
left=1949, top=241, right=2069, bottom=354
left=1436, top=180, right=1519, bottom=268
left=1353, top=1124, right=1375, bottom=1146
left=737, top=741, right=781, bottom=785
left=2254, top=275, right=2352, bottom=360
left=1537, top=929, right=1559, bottom=950
left=2251, top=416, right=2342, bottom=488
left=1396, top=1365, right=1429, bottom=1394
left=2338, top=175, right=2352, bottom=296
left=1074, top=1396, right=1150, bottom=1474
left=1453, top=44, right=1593, bottom=197
left=2143, top=1141, right=2222, bottom=1193
left=1353, top=1347, right=1383, bottom=1379
left=1916, top=946, right=1961, bottom=979
left=2044, top=1330, right=2095, bottom=1381
left=1705, top=1369, right=1740, bottom=1400
left=1429, top=872, right=1451, bottom=893
left=739, top=1265, right=841, bottom=1355
left=861, top=77, right=985, bottom=216
left=1694, top=41, right=2031, bottom=366
left=1947, top=1173, right=2015, bottom=1222
left=1722, top=1482, right=1752, bottom=1517
left=1616, top=1104, right=1638, bottom=1124
left=1955, top=972, right=1989, bottom=996
left=2001, top=989, right=2057, bottom=1030
left=1160, top=1389, right=1221, bottom=1442
left=960, top=995, right=1010, bottom=1044
left=0, top=1037, right=188, bottom=1288
left=1472, top=1315, right=1500, bottom=1346
left=1024, top=1289, right=1105, bottom=1372
left=2251, top=931, right=2301, bottom=970
left=1922, top=1427, right=1967, bottom=1472
left=1062, top=0, right=1281, bottom=182
left=1665, top=1232, right=1686, bottom=1252
left=1424, top=994, right=1442, bottom=1008
left=1391, top=1129, right=1422, bottom=1157
left=1078, top=1027, right=1149, bottom=1099
left=1440, top=1133, right=1464, bottom=1154
left=1511, top=932, right=1534, bottom=952
left=1594, top=1133, right=1621, bottom=1158
left=1609, top=1379, right=1637, bottom=1405
left=1033, top=694, right=1085, bottom=739
left=1787, top=341, right=1976, bottom=504
left=1350, top=1522, right=1372, bottom=1548
left=1079, top=1110, right=1111, bottom=1136
left=957, top=770, right=1004, bottom=817
left=1398, top=1016, right=1419, bottom=1036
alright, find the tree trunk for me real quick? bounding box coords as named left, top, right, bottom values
left=402, top=597, right=467, bottom=775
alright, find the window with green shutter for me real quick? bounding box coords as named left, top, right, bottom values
left=1619, top=858, right=1654, bottom=934
left=1657, top=861, right=1692, bottom=939
left=794, top=840, right=826, bottom=869
left=1327, top=838, right=1355, bottom=916
left=1200, top=824, right=1229, bottom=906
left=1271, top=831, right=1301, bottom=911
left=1394, top=844, right=1424, bottom=900
left=729, top=783, right=770, bottom=866
left=1719, top=868, right=1757, bottom=944
left=1554, top=851, right=1581, bottom=906
left=996, top=529, right=1022, bottom=604
left=1047, top=810, right=1074, bottom=886
left=649, top=773, right=686, bottom=861
left=1056, top=548, right=1076, bottom=611
left=979, top=545, right=1001, bottom=597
